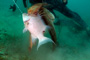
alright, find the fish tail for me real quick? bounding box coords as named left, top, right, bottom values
left=37, top=37, right=55, bottom=50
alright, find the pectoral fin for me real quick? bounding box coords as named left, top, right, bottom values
left=23, top=27, right=28, bottom=33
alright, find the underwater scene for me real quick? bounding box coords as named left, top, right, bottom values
left=0, top=0, right=90, bottom=60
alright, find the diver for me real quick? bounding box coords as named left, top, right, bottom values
left=9, top=0, right=17, bottom=12
left=22, top=0, right=90, bottom=36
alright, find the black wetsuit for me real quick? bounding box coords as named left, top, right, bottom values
left=23, top=0, right=88, bottom=30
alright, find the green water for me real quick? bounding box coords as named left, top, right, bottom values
left=0, top=0, right=90, bottom=60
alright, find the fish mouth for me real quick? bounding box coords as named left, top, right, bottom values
left=22, top=13, right=30, bottom=22
left=23, top=13, right=30, bottom=16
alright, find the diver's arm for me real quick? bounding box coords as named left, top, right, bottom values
left=55, top=6, right=88, bottom=30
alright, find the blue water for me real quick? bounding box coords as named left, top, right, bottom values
left=0, top=0, right=90, bottom=60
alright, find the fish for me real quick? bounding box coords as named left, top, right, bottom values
left=40, top=7, right=57, bottom=49
left=22, top=13, right=54, bottom=50
left=28, top=3, right=57, bottom=45
left=9, top=4, right=16, bottom=12
left=22, top=3, right=57, bottom=50
left=9, top=0, right=17, bottom=12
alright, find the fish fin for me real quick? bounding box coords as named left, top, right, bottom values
left=29, top=34, right=37, bottom=50
left=23, top=28, right=28, bottom=33
left=37, top=37, right=55, bottom=50
left=46, top=25, right=51, bottom=30
left=31, top=34, right=37, bottom=44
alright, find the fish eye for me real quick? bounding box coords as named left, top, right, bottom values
left=27, top=22, right=29, bottom=25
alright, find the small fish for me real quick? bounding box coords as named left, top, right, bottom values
left=22, top=13, right=54, bottom=50
left=9, top=4, right=16, bottom=12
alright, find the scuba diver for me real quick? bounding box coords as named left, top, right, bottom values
left=9, top=0, right=17, bottom=12
left=22, top=0, right=90, bottom=36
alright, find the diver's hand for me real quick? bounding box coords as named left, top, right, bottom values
left=62, top=0, right=68, bottom=5
left=62, top=0, right=67, bottom=3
